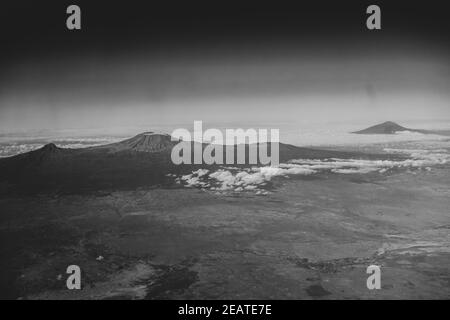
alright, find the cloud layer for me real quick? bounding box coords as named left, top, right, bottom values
left=172, top=146, right=450, bottom=194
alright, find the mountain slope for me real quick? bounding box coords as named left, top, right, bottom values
left=0, top=132, right=395, bottom=195
left=353, top=121, right=450, bottom=136
left=353, top=121, right=411, bottom=134
left=92, top=132, right=177, bottom=153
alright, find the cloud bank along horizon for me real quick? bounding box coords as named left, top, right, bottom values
left=171, top=144, right=450, bottom=193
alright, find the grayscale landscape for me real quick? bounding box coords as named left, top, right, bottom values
left=0, top=122, right=449, bottom=299
left=1, top=1, right=449, bottom=301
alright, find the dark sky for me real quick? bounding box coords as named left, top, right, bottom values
left=1, top=1, right=449, bottom=131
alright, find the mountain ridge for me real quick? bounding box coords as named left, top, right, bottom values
left=91, top=132, right=178, bottom=153
left=353, top=121, right=412, bottom=134
left=352, top=121, right=450, bottom=135
left=0, top=131, right=402, bottom=195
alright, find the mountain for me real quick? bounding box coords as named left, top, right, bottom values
left=92, top=132, right=177, bottom=153
left=0, top=131, right=395, bottom=195
left=352, top=121, right=412, bottom=134
left=353, top=121, right=450, bottom=136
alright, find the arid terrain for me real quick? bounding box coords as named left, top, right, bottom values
left=0, top=140, right=449, bottom=299
left=2, top=0, right=450, bottom=302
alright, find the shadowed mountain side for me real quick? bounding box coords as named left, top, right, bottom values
left=353, top=121, right=410, bottom=134
left=91, top=132, right=177, bottom=153
left=353, top=121, right=450, bottom=136
left=0, top=133, right=401, bottom=196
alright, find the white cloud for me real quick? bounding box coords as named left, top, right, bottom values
left=174, top=145, right=449, bottom=193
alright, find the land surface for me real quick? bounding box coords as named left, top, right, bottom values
left=1, top=161, right=449, bottom=299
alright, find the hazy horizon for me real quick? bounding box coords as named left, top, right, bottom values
left=1, top=2, right=449, bottom=133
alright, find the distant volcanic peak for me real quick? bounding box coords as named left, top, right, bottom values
left=41, top=143, right=58, bottom=151
left=131, top=132, right=172, bottom=142
left=379, top=121, right=402, bottom=127
left=102, top=131, right=176, bottom=153
left=20, top=142, right=68, bottom=162
left=141, top=131, right=169, bottom=136
left=36, top=143, right=65, bottom=156
left=353, top=121, right=410, bottom=134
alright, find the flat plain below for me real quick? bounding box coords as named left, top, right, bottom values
left=0, top=157, right=449, bottom=299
